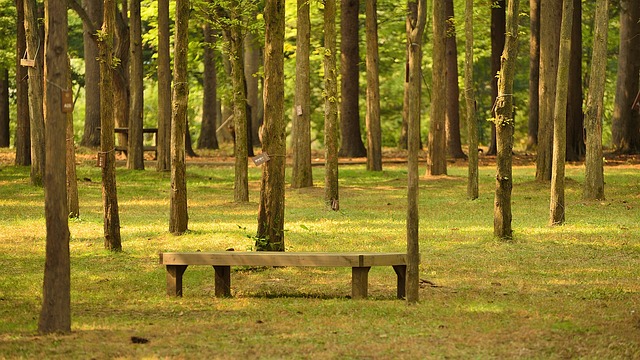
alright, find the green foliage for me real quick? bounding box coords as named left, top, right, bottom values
left=0, top=0, right=16, bottom=71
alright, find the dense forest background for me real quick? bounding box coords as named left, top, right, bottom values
left=0, top=0, right=631, bottom=153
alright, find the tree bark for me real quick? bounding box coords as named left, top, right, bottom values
left=339, top=0, right=367, bottom=158
left=245, top=29, right=262, bottom=147
left=550, top=0, right=573, bottom=226
left=39, top=0, right=71, bottom=334
left=24, top=0, right=46, bottom=186
left=99, top=0, right=122, bottom=251
left=444, top=0, right=466, bottom=160
left=113, top=5, right=130, bottom=151
left=493, top=0, right=519, bottom=240
left=565, top=0, right=583, bottom=162
left=612, top=0, right=640, bottom=154
left=127, top=0, right=144, bottom=170
left=465, top=0, right=478, bottom=200
left=406, top=0, right=427, bottom=305
left=527, top=0, right=540, bottom=151
left=156, top=0, right=171, bottom=171
left=79, top=0, right=102, bottom=148
left=536, top=0, right=562, bottom=182
left=324, top=0, right=339, bottom=210
left=583, top=0, right=608, bottom=201
left=15, top=0, right=31, bottom=165
left=256, top=0, right=286, bottom=251
left=66, top=58, right=79, bottom=219
left=198, top=23, right=219, bottom=150
left=487, top=0, right=505, bottom=156
left=427, top=0, right=447, bottom=176
left=0, top=69, right=9, bottom=148
left=291, top=0, right=313, bottom=188
left=365, top=0, right=382, bottom=171
left=170, top=0, right=190, bottom=235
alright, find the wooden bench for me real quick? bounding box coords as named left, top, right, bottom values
left=159, top=252, right=408, bottom=300
left=98, top=127, right=158, bottom=154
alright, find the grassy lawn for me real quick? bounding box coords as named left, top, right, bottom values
left=1, top=150, right=639, bottom=359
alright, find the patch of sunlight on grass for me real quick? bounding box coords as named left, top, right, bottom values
left=464, top=302, right=505, bottom=314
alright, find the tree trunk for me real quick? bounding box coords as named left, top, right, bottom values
left=169, top=0, right=190, bottom=235
left=565, top=0, right=583, bottom=162
left=66, top=58, right=79, bottom=219
left=256, top=0, right=286, bottom=251
left=550, top=0, right=573, bottom=226
left=156, top=0, right=171, bottom=171
left=527, top=0, right=540, bottom=151
left=219, top=56, right=235, bottom=143
left=99, top=0, right=122, bottom=251
left=0, top=69, right=9, bottom=147
left=444, top=0, right=466, bottom=160
left=113, top=5, right=130, bottom=151
left=536, top=0, right=562, bottom=182
left=427, top=0, right=447, bottom=176
left=127, top=0, right=144, bottom=170
left=583, top=0, right=608, bottom=201
left=612, top=0, right=640, bottom=154
left=487, top=0, right=505, bottom=156
left=406, top=0, right=427, bottom=305
left=198, top=23, right=219, bottom=150
left=365, top=0, right=382, bottom=171
left=324, top=0, right=339, bottom=210
left=465, top=0, right=478, bottom=200
left=399, top=52, right=409, bottom=150
left=80, top=0, right=102, bottom=148
left=339, top=0, right=367, bottom=158
left=245, top=30, right=262, bottom=147
left=15, top=0, right=31, bottom=165
left=291, top=0, right=313, bottom=188
left=493, top=0, right=519, bottom=240
left=24, top=0, right=45, bottom=186
left=39, top=0, right=71, bottom=334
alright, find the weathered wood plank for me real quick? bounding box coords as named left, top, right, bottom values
left=166, top=264, right=188, bottom=297
left=213, top=265, right=231, bottom=297
left=159, top=252, right=407, bottom=267
left=351, top=267, right=370, bottom=299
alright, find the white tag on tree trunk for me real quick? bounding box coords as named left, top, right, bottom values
left=296, top=105, right=303, bottom=116
left=252, top=152, right=270, bottom=166
left=62, top=89, right=74, bottom=113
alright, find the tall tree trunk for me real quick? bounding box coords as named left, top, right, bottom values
left=487, top=0, right=505, bottom=156
left=245, top=30, right=262, bottom=147
left=80, top=0, right=102, bottom=148
left=465, top=0, right=478, bottom=200
left=427, top=0, right=447, bottom=176
left=399, top=51, right=409, bottom=150
left=365, top=0, right=382, bottom=171
left=219, top=56, right=235, bottom=143
left=24, top=0, right=45, bottom=186
left=536, top=0, right=562, bottom=182
left=324, top=0, right=339, bottom=210
left=291, top=0, right=313, bottom=188
left=66, top=58, right=79, bottom=219
left=612, top=0, right=640, bottom=154
left=256, top=0, right=286, bottom=251
left=583, top=0, right=608, bottom=201
left=527, top=0, right=540, bottom=151
left=565, top=0, right=583, bottom=162
left=113, top=5, right=130, bottom=150
left=156, top=0, right=171, bottom=171
left=0, top=69, right=9, bottom=147
left=15, top=0, right=31, bottom=165
left=444, top=0, right=466, bottom=159
left=99, top=0, right=122, bottom=251
left=39, top=0, right=71, bottom=334
left=339, top=0, right=367, bottom=158
left=406, top=0, right=427, bottom=305
left=127, top=0, right=144, bottom=170
left=198, top=23, right=219, bottom=150
left=550, top=0, right=573, bottom=225
left=493, top=0, right=520, bottom=240
left=169, top=0, right=190, bottom=235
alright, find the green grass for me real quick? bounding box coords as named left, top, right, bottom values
left=1, top=152, right=639, bottom=359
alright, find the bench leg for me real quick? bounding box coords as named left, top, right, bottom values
left=166, top=265, right=188, bottom=297
left=393, top=265, right=407, bottom=299
left=352, top=267, right=371, bottom=299
left=213, top=266, right=231, bottom=297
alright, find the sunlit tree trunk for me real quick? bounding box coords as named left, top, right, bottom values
left=427, top=0, right=447, bottom=176
left=527, top=0, right=540, bottom=151
left=324, top=0, right=339, bottom=210
left=198, top=23, right=219, bottom=150
left=156, top=0, right=171, bottom=171
left=127, top=0, right=144, bottom=170
left=444, top=0, right=466, bottom=160
left=15, top=0, right=31, bottom=165
left=80, top=0, right=102, bottom=148
left=487, top=0, right=505, bottom=156
left=465, top=0, right=478, bottom=200
left=365, top=0, right=382, bottom=171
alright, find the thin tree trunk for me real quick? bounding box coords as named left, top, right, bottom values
left=565, top=0, right=583, bottom=162
left=583, top=0, right=608, bottom=201
left=0, top=69, right=9, bottom=147
left=550, top=0, right=573, bottom=226
left=156, top=0, right=171, bottom=171
left=245, top=30, right=261, bottom=147
left=80, top=0, right=102, bottom=148
left=365, top=0, right=382, bottom=171
left=399, top=52, right=409, bottom=150
left=427, top=0, right=447, bottom=176
left=169, top=0, right=189, bottom=234
left=324, top=0, right=339, bottom=210
left=527, top=0, right=540, bottom=151
left=24, top=0, right=46, bottom=186
left=39, top=0, right=71, bottom=334
left=15, top=0, right=30, bottom=165
left=406, top=0, right=427, bottom=305
left=198, top=23, right=219, bottom=150
left=256, top=0, right=286, bottom=251
left=99, top=0, right=122, bottom=251
left=291, top=0, right=313, bottom=188
left=127, top=0, right=144, bottom=170
left=493, top=0, right=519, bottom=240
left=66, top=58, right=79, bottom=218
left=465, top=0, right=478, bottom=200
left=487, top=0, right=505, bottom=156
left=444, top=0, right=466, bottom=160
